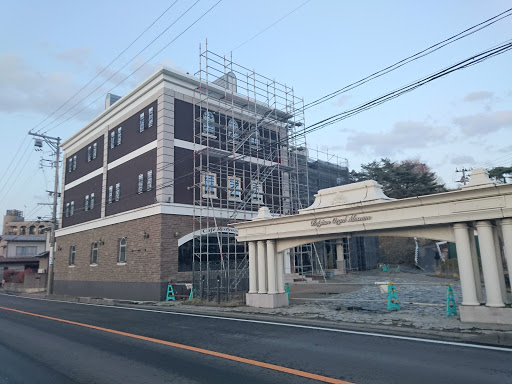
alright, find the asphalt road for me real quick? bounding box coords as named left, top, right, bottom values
left=0, top=294, right=511, bottom=384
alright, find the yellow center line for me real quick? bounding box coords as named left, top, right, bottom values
left=0, top=305, right=354, bottom=384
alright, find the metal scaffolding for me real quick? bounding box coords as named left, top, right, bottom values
left=191, top=44, right=312, bottom=299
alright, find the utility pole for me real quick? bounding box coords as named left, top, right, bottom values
left=29, top=131, right=61, bottom=295
left=455, top=167, right=472, bottom=186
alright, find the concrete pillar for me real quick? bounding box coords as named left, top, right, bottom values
left=453, top=223, right=480, bottom=306
left=283, top=249, right=291, bottom=274
left=276, top=251, right=285, bottom=293
left=248, top=241, right=258, bottom=294
left=501, top=218, right=512, bottom=292
left=492, top=225, right=509, bottom=304
left=475, top=221, right=505, bottom=307
left=335, top=239, right=346, bottom=274
left=468, top=228, right=484, bottom=303
left=257, top=240, right=267, bottom=294
left=266, top=240, right=277, bottom=294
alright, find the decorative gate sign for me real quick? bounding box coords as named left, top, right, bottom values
left=311, top=214, right=371, bottom=227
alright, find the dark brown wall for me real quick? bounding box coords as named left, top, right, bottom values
left=64, top=136, right=104, bottom=185
left=174, top=147, right=194, bottom=205
left=107, top=100, right=158, bottom=163
left=62, top=174, right=103, bottom=228
left=174, top=99, right=194, bottom=142
left=105, top=149, right=157, bottom=216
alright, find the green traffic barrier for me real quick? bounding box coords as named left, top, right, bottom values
left=166, top=284, right=176, bottom=301
left=446, top=284, right=457, bottom=316
left=285, top=283, right=290, bottom=304
left=387, top=283, right=400, bottom=311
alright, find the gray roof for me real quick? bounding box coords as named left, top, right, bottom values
left=0, top=235, right=46, bottom=242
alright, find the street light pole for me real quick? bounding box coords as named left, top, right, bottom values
left=29, top=131, right=61, bottom=295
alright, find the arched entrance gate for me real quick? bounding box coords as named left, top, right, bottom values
left=233, top=169, right=512, bottom=324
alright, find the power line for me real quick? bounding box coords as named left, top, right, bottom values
left=302, top=7, right=512, bottom=111
left=43, top=0, right=222, bottom=135
left=39, top=0, right=204, bottom=135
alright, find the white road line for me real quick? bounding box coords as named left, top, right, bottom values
left=1, top=293, right=511, bottom=352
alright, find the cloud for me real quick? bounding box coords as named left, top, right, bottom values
left=53, top=47, right=92, bottom=67
left=453, top=110, right=512, bottom=136
left=450, top=155, right=475, bottom=165
left=463, top=91, right=493, bottom=102
left=344, top=121, right=449, bottom=155
left=0, top=53, right=101, bottom=121
left=333, top=94, right=351, bottom=107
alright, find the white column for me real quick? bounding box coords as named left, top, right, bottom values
left=266, top=240, right=277, bottom=294
left=501, top=219, right=512, bottom=293
left=276, top=250, right=285, bottom=293
left=475, top=221, right=505, bottom=307
left=336, top=239, right=346, bottom=274
left=248, top=241, right=258, bottom=294
left=257, top=240, right=267, bottom=294
left=468, top=228, right=484, bottom=303
left=283, top=249, right=291, bottom=274
left=453, top=223, right=480, bottom=305
left=492, top=225, right=509, bottom=304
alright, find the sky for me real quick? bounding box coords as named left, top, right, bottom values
left=0, top=0, right=511, bottom=224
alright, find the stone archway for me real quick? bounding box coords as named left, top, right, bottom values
left=233, top=169, right=512, bottom=324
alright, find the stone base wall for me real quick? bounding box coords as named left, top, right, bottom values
left=53, top=280, right=168, bottom=301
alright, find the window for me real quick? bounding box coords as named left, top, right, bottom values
left=90, top=193, right=95, bottom=209
left=84, top=195, right=90, bottom=211
left=202, top=172, right=217, bottom=198
left=16, top=246, right=37, bottom=256
left=118, top=238, right=127, bottom=263
left=38, top=225, right=45, bottom=234
left=227, top=119, right=239, bottom=140
left=93, top=143, right=97, bottom=159
left=147, top=170, right=152, bottom=191
left=115, top=183, right=120, bottom=201
left=87, top=146, right=92, bottom=162
left=228, top=176, right=241, bottom=201
left=250, top=132, right=260, bottom=146
left=108, top=186, right=113, bottom=203
left=20, top=226, right=26, bottom=235
left=73, top=155, right=77, bottom=170
left=202, top=111, right=215, bottom=135
left=148, top=107, right=153, bottom=127
left=251, top=181, right=263, bottom=204
left=91, top=242, right=98, bottom=265
left=117, top=127, right=122, bottom=145
left=66, top=203, right=70, bottom=217
left=139, top=112, right=145, bottom=132
left=68, top=158, right=73, bottom=173
left=70, top=201, right=75, bottom=216
left=138, top=174, right=143, bottom=194
left=110, top=131, right=116, bottom=149
left=29, top=226, right=36, bottom=235
left=69, top=246, right=76, bottom=266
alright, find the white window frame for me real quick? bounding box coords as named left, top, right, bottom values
left=117, top=127, right=122, bottom=145
left=108, top=186, right=113, bottom=204
left=228, top=176, right=242, bottom=201
left=110, top=131, right=116, bottom=149
left=87, top=146, right=92, bottom=162
left=115, top=183, right=120, bottom=202
left=90, top=193, right=95, bottom=210
left=138, top=174, right=144, bottom=194
left=227, top=119, right=239, bottom=140
left=202, top=111, right=215, bottom=135
left=84, top=194, right=89, bottom=211
left=68, top=158, right=72, bottom=173
left=93, top=143, right=97, bottom=159
left=118, top=238, right=127, bottom=263
left=139, top=112, right=145, bottom=132
left=148, top=107, right=153, bottom=128
left=72, top=155, right=77, bottom=170
left=147, top=170, right=152, bottom=191
left=69, top=245, right=76, bottom=266
left=65, top=203, right=70, bottom=218
left=202, top=172, right=217, bottom=198
left=251, top=181, right=263, bottom=204
left=70, top=201, right=75, bottom=216
left=91, top=242, right=98, bottom=265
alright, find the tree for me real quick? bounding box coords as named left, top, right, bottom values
left=487, top=166, right=512, bottom=184
left=350, top=158, right=446, bottom=199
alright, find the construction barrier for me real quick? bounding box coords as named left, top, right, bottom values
left=387, top=283, right=401, bottom=311
left=446, top=284, right=457, bottom=316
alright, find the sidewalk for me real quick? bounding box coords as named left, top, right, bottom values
left=3, top=267, right=512, bottom=347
